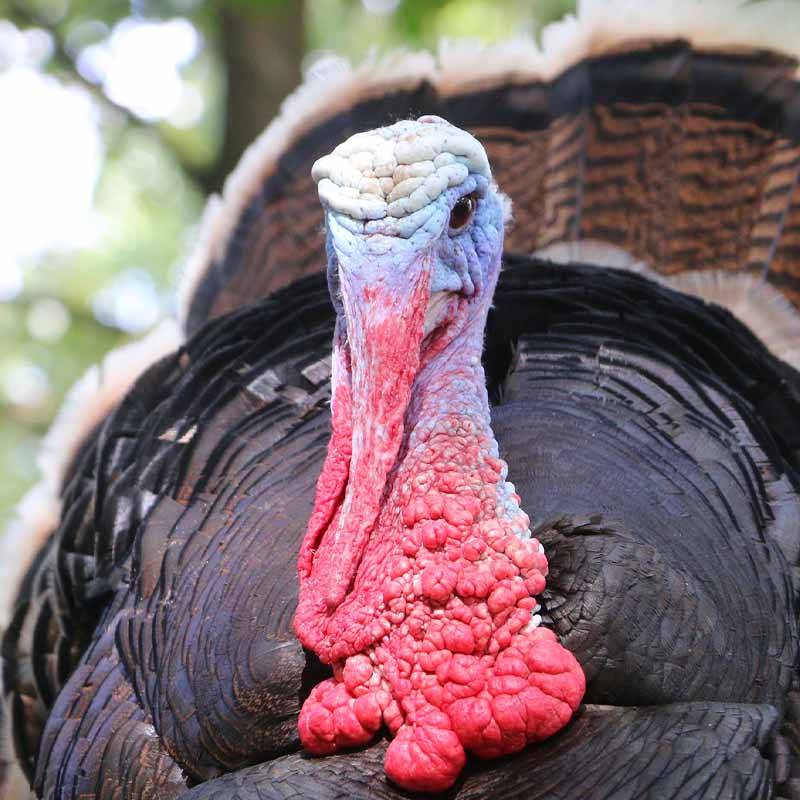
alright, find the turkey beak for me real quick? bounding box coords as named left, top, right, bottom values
left=305, top=249, right=432, bottom=612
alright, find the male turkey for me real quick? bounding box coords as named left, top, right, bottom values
left=2, top=1, right=800, bottom=798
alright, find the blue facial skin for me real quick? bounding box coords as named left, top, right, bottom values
left=322, top=174, right=506, bottom=331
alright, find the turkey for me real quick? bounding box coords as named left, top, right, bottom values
left=3, top=0, right=800, bottom=797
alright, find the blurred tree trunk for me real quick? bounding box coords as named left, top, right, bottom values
left=210, top=1, right=306, bottom=192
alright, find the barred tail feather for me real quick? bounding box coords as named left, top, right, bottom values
left=178, top=0, right=800, bottom=372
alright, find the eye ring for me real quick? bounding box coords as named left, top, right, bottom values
left=449, top=192, right=478, bottom=233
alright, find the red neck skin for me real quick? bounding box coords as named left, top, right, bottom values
left=294, top=274, right=585, bottom=794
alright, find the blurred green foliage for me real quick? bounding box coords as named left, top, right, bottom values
left=0, top=0, right=576, bottom=533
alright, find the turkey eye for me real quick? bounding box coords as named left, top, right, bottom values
left=449, top=193, right=477, bottom=232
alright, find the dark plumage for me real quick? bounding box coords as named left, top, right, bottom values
left=3, top=9, right=800, bottom=798
left=5, top=261, right=799, bottom=797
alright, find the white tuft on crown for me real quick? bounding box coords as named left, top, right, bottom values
left=311, top=116, right=490, bottom=221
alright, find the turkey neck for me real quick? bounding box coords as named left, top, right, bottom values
left=398, top=320, right=523, bottom=539
left=295, top=274, right=531, bottom=659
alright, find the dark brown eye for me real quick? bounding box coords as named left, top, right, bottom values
left=449, top=192, right=477, bottom=232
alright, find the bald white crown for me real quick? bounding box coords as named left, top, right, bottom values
left=312, top=115, right=490, bottom=221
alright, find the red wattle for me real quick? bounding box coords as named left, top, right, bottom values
left=296, top=273, right=429, bottom=639
left=294, top=260, right=585, bottom=793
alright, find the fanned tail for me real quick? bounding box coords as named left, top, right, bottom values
left=179, top=0, right=800, bottom=368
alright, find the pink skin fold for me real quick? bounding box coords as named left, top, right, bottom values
left=297, top=259, right=431, bottom=615
left=294, top=218, right=585, bottom=792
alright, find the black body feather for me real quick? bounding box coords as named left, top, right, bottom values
left=4, top=261, right=799, bottom=798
